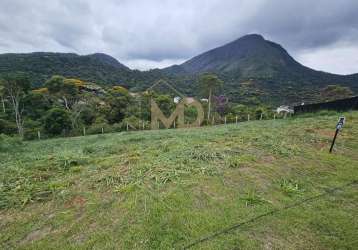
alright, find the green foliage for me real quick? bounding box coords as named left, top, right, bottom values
left=44, top=108, right=72, bottom=135
left=45, top=75, right=66, bottom=93
left=23, top=119, right=42, bottom=140
left=0, top=72, right=353, bottom=141
left=0, top=72, right=31, bottom=94
left=110, top=85, right=129, bottom=96
left=0, top=73, right=31, bottom=137
left=240, top=189, right=267, bottom=206
left=0, top=53, right=139, bottom=87
left=86, top=123, right=112, bottom=135
left=0, top=134, right=22, bottom=152
left=79, top=106, right=96, bottom=126
left=105, top=95, right=130, bottom=124
left=1, top=48, right=358, bottom=108
left=45, top=75, right=79, bottom=109
left=23, top=92, right=51, bottom=120
left=320, top=84, right=354, bottom=102
left=199, top=73, right=224, bottom=97
left=227, top=154, right=256, bottom=168
left=279, top=179, right=303, bottom=196
left=199, top=73, right=224, bottom=120
left=154, top=94, right=174, bottom=117
left=184, top=105, right=198, bottom=123
left=227, top=104, right=249, bottom=121
left=0, top=118, right=17, bottom=135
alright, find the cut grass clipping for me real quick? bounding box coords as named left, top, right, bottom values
left=0, top=111, right=357, bottom=249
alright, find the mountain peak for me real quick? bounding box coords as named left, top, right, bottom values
left=87, top=53, right=129, bottom=70
left=236, top=33, right=265, bottom=41
left=164, top=33, right=301, bottom=76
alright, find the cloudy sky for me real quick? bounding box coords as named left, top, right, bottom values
left=1, top=0, right=358, bottom=74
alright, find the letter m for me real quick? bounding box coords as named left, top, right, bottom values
left=151, top=99, right=184, bottom=129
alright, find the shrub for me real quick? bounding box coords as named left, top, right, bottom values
left=44, top=108, right=72, bottom=136
left=0, top=118, right=17, bottom=135
left=87, top=123, right=112, bottom=135
left=23, top=119, right=42, bottom=140
left=0, top=134, right=22, bottom=152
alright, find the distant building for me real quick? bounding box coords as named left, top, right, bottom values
left=129, top=92, right=140, bottom=97
left=186, top=97, right=195, bottom=104
left=200, top=98, right=209, bottom=102
left=174, top=96, right=181, bottom=104
left=276, top=105, right=294, bottom=114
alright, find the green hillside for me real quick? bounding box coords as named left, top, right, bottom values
left=0, top=52, right=161, bottom=88
left=164, top=34, right=358, bottom=104
left=1, top=35, right=357, bottom=105
left=1, top=111, right=357, bottom=249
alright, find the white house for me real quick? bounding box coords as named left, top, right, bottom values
left=276, top=105, right=294, bottom=114
left=174, top=96, right=181, bottom=104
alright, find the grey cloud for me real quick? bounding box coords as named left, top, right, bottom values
left=0, top=0, right=358, bottom=73
left=248, top=1, right=358, bottom=50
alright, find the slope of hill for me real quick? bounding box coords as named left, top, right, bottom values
left=1, top=112, right=358, bottom=249
left=164, top=34, right=357, bottom=81
left=163, top=34, right=358, bottom=104
left=0, top=35, right=357, bottom=104
left=0, top=52, right=136, bottom=87
left=164, top=34, right=304, bottom=75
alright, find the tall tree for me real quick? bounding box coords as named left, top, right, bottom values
left=0, top=74, right=30, bottom=137
left=44, top=108, right=72, bottom=136
left=45, top=76, right=87, bottom=129
left=105, top=87, right=131, bottom=124
left=0, top=84, right=5, bottom=113
left=45, top=75, right=79, bottom=110
left=199, top=73, right=223, bottom=120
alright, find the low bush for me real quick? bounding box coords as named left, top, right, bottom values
left=0, top=134, right=23, bottom=152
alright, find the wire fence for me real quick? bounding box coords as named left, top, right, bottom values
left=30, top=111, right=293, bottom=140
left=183, top=180, right=358, bottom=249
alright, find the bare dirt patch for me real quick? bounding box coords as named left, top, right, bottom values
left=20, top=226, right=52, bottom=245
left=65, top=196, right=87, bottom=208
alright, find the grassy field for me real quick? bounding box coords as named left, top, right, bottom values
left=1, top=112, right=358, bottom=249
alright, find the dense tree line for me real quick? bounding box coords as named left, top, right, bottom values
left=0, top=73, right=353, bottom=140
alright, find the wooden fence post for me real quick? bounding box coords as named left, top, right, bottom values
left=236, top=116, right=238, bottom=124
left=37, top=131, right=41, bottom=140
left=224, top=116, right=227, bottom=125
left=248, top=114, right=250, bottom=121
left=101, top=127, right=104, bottom=134
left=83, top=127, right=86, bottom=136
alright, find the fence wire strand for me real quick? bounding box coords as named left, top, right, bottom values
left=183, top=180, right=357, bottom=249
